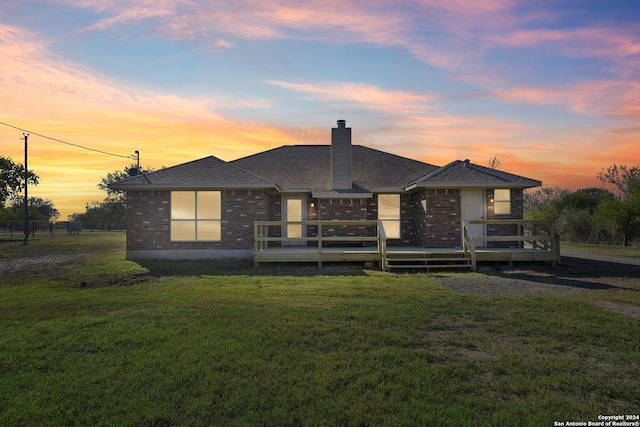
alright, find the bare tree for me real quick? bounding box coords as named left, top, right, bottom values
left=487, top=156, right=501, bottom=169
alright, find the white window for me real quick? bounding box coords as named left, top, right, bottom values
left=378, top=194, right=401, bottom=239
left=494, top=189, right=511, bottom=215
left=171, top=191, right=221, bottom=241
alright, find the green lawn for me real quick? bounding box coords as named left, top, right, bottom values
left=1, top=235, right=638, bottom=426
left=562, top=241, right=640, bottom=259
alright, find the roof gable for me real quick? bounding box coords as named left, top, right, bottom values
left=109, top=156, right=275, bottom=190
left=409, top=160, right=541, bottom=189
left=230, top=145, right=439, bottom=193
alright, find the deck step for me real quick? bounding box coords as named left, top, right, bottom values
left=386, top=257, right=469, bottom=262
left=385, top=252, right=472, bottom=270
left=388, top=264, right=473, bottom=269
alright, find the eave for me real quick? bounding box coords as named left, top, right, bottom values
left=108, top=183, right=279, bottom=191
left=405, top=180, right=542, bottom=191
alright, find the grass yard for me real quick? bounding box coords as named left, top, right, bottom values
left=562, top=241, right=640, bottom=259
left=1, top=235, right=639, bottom=426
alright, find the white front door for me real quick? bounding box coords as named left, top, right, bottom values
left=282, top=195, right=306, bottom=245
left=461, top=189, right=485, bottom=247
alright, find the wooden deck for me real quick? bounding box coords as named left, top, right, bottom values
left=254, top=220, right=561, bottom=271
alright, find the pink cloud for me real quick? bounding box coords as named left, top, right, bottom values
left=65, top=0, right=640, bottom=125
left=568, top=80, right=640, bottom=117
left=499, top=27, right=640, bottom=60
left=266, top=79, right=541, bottom=159
left=81, top=7, right=173, bottom=32
left=494, top=79, right=640, bottom=118
left=267, top=80, right=436, bottom=114
left=60, top=1, right=640, bottom=108
left=0, top=24, right=310, bottom=217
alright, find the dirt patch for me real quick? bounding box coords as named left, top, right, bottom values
left=592, top=301, right=640, bottom=318
left=437, top=268, right=637, bottom=295
left=0, top=254, right=85, bottom=275
left=79, top=271, right=154, bottom=289
left=436, top=249, right=640, bottom=296
left=0, top=253, right=89, bottom=283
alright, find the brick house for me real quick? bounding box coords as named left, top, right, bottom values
left=110, top=120, right=541, bottom=261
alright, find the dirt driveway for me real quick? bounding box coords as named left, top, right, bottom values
left=437, top=249, right=640, bottom=294
left=436, top=249, right=640, bottom=318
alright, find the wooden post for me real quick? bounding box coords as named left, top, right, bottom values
left=318, top=222, right=323, bottom=268
left=23, top=133, right=29, bottom=245
left=253, top=221, right=259, bottom=268
left=470, top=237, right=477, bottom=272
left=517, top=222, right=523, bottom=248
left=552, top=221, right=559, bottom=266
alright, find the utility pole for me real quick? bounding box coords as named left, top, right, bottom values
left=22, top=133, right=29, bottom=245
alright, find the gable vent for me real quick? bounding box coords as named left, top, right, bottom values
left=331, top=120, right=352, bottom=190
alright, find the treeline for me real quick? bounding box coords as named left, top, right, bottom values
left=69, top=200, right=125, bottom=230
left=0, top=196, right=59, bottom=222
left=69, top=164, right=150, bottom=230
left=0, top=155, right=59, bottom=222
left=525, top=165, right=640, bottom=245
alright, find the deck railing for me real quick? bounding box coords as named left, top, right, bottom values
left=254, top=219, right=559, bottom=270
left=462, top=220, right=560, bottom=271
left=378, top=221, right=388, bottom=272
left=254, top=220, right=386, bottom=267
left=462, top=222, right=478, bottom=271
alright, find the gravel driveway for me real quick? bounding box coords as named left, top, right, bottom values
left=437, top=248, right=640, bottom=295
left=435, top=249, right=640, bottom=318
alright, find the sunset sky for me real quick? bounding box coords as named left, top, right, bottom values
left=2, top=1, right=640, bottom=219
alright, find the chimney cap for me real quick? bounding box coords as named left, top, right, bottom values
left=336, top=119, right=346, bottom=128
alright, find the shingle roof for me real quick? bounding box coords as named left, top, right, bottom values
left=408, top=160, right=541, bottom=189
left=109, top=148, right=541, bottom=192
left=230, top=145, right=439, bottom=194
left=108, top=155, right=275, bottom=190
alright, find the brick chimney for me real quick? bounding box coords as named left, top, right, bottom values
left=331, top=120, right=352, bottom=190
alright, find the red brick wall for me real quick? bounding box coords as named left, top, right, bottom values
left=414, top=189, right=461, bottom=248
left=486, top=189, right=524, bottom=248
left=125, top=190, right=171, bottom=252
left=268, top=194, right=281, bottom=221
left=317, top=198, right=374, bottom=241
left=313, top=196, right=420, bottom=245
left=125, top=188, right=525, bottom=253
left=125, top=190, right=268, bottom=252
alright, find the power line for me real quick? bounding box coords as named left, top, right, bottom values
left=0, top=121, right=136, bottom=160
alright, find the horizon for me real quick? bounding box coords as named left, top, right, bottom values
left=2, top=1, right=639, bottom=219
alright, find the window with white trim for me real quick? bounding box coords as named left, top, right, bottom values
left=493, top=189, right=511, bottom=215
left=171, top=191, right=221, bottom=241
left=378, top=194, right=401, bottom=239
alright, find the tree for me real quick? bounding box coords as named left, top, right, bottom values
left=524, top=187, right=570, bottom=220
left=564, top=188, right=615, bottom=213
left=0, top=155, right=39, bottom=207
left=598, top=164, right=640, bottom=200
left=525, top=187, right=619, bottom=243
left=70, top=200, right=125, bottom=230
left=69, top=163, right=153, bottom=229
left=97, top=164, right=143, bottom=203
left=595, top=165, right=640, bottom=245
left=486, top=156, right=501, bottom=169
left=8, top=196, right=60, bottom=221
left=560, top=188, right=616, bottom=243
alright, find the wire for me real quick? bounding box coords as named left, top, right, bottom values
left=0, top=121, right=136, bottom=160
